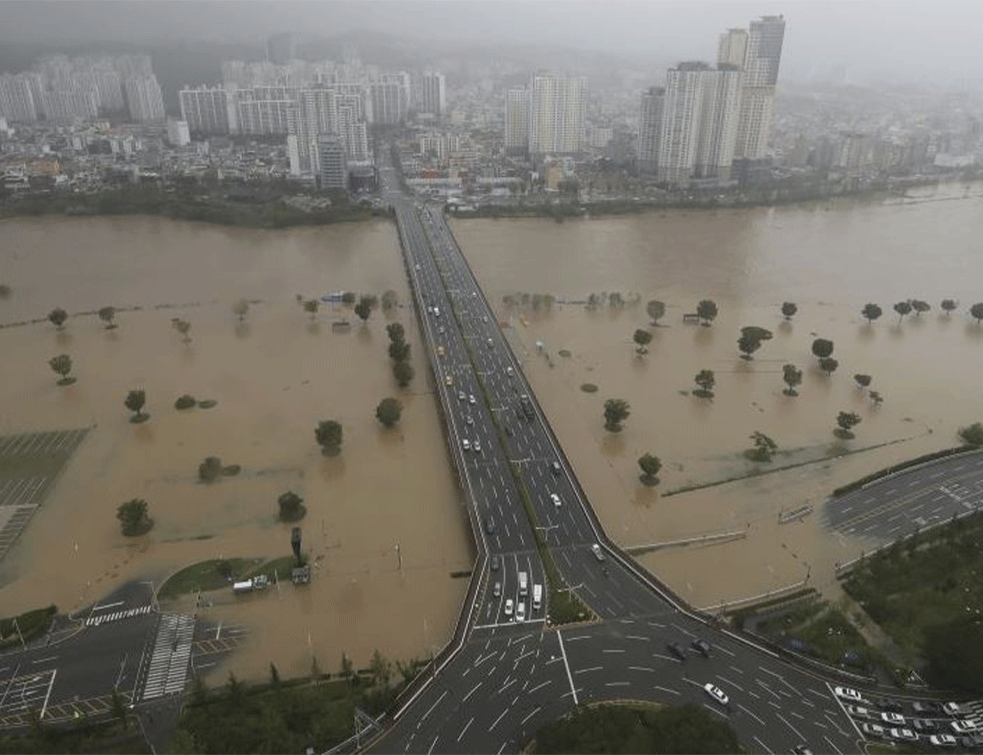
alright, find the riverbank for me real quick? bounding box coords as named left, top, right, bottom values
left=0, top=186, right=381, bottom=229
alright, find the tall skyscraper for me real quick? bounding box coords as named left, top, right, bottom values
left=367, top=79, right=407, bottom=125
left=42, top=88, right=99, bottom=121
left=124, top=75, right=165, bottom=123
left=717, top=29, right=748, bottom=68
left=317, top=134, right=348, bottom=190
left=694, top=66, right=743, bottom=178
left=658, top=63, right=709, bottom=183
left=734, top=15, right=785, bottom=159
left=636, top=86, right=665, bottom=174
left=420, top=72, right=446, bottom=116
left=504, top=88, right=530, bottom=154
left=528, top=73, right=587, bottom=155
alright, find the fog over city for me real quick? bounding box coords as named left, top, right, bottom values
left=2, top=0, right=982, bottom=87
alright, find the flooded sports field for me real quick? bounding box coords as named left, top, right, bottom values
left=0, top=216, right=471, bottom=681
left=452, top=181, right=983, bottom=608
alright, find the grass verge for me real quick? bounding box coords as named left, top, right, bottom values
left=158, top=558, right=263, bottom=599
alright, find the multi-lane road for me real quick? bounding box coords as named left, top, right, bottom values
left=370, top=154, right=875, bottom=754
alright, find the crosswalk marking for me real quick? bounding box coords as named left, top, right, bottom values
left=85, top=604, right=154, bottom=627
left=140, top=613, right=195, bottom=701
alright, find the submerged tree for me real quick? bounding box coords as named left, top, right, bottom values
left=694, top=369, right=715, bottom=399
left=970, top=303, right=983, bottom=325
left=781, top=302, right=797, bottom=320
left=782, top=364, right=803, bottom=396
left=232, top=299, right=249, bottom=322
left=381, top=290, right=399, bottom=311
left=49, top=354, right=75, bottom=385
left=941, top=299, right=958, bottom=316
left=637, top=454, right=662, bottom=486
left=171, top=318, right=192, bottom=343
left=277, top=491, right=306, bottom=521
left=314, top=420, right=343, bottom=456
left=388, top=340, right=411, bottom=362
left=393, top=361, right=415, bottom=388
left=386, top=322, right=405, bottom=344
left=893, top=300, right=913, bottom=324
left=603, top=398, right=631, bottom=432
left=911, top=299, right=930, bottom=317
left=48, top=307, right=68, bottom=330
left=959, top=423, right=983, bottom=447
left=303, top=299, right=319, bottom=321
left=854, top=373, right=872, bottom=390
left=746, top=431, right=778, bottom=463
left=98, top=306, right=117, bottom=329
left=633, top=328, right=652, bottom=355
left=811, top=338, right=834, bottom=361
left=124, top=389, right=148, bottom=422
left=117, top=498, right=152, bottom=536
left=696, top=299, right=718, bottom=326
left=861, top=303, right=882, bottom=324
left=738, top=326, right=772, bottom=360
left=198, top=456, right=223, bottom=483
left=834, top=411, right=862, bottom=440
left=646, top=300, right=666, bottom=326
left=354, top=295, right=373, bottom=323
left=869, top=390, right=884, bottom=407
left=375, top=397, right=403, bottom=427
left=819, top=356, right=839, bottom=377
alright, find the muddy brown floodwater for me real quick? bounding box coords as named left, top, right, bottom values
left=451, top=181, right=983, bottom=608
left=0, top=216, right=472, bottom=682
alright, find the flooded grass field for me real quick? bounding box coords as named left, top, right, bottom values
left=0, top=216, right=471, bottom=681
left=452, top=181, right=983, bottom=607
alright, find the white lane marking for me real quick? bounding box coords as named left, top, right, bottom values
left=715, top=644, right=736, bottom=657
left=427, top=735, right=439, bottom=754
left=488, top=708, right=508, bottom=731
left=521, top=705, right=541, bottom=725
left=92, top=601, right=124, bottom=612
left=670, top=622, right=697, bottom=638
left=777, top=712, right=805, bottom=741
left=556, top=632, right=578, bottom=706
left=824, top=735, right=844, bottom=754
left=462, top=681, right=483, bottom=703
left=418, top=689, right=449, bottom=725
left=39, top=668, right=57, bottom=720
left=717, top=675, right=744, bottom=692
left=739, top=704, right=765, bottom=725
left=628, top=666, right=654, bottom=673
left=703, top=703, right=729, bottom=719
left=654, top=685, right=680, bottom=696
left=729, top=665, right=745, bottom=675
left=753, top=735, right=773, bottom=754
left=527, top=679, right=551, bottom=695
left=457, top=716, right=474, bottom=742
left=574, top=666, right=602, bottom=674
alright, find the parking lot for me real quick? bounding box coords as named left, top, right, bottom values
left=0, top=428, right=89, bottom=562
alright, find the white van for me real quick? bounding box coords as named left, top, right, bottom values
left=518, top=571, right=528, bottom=597
left=532, top=584, right=543, bottom=610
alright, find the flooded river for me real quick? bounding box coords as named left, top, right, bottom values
left=0, top=182, right=981, bottom=679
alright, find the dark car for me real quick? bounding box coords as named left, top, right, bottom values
left=913, top=718, right=939, bottom=734
left=667, top=643, right=687, bottom=661
left=958, top=737, right=979, bottom=751
left=691, top=639, right=711, bottom=657
left=792, top=747, right=813, bottom=755
left=913, top=702, right=943, bottom=715
left=490, top=554, right=500, bottom=571
left=485, top=517, right=495, bottom=534
left=875, top=697, right=904, bottom=713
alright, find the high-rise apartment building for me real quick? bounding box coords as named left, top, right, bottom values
left=179, top=86, right=235, bottom=135
left=658, top=63, right=709, bottom=183
left=166, top=119, right=191, bottom=146
left=694, top=66, right=743, bottom=178
left=420, top=72, right=446, bottom=116
left=734, top=15, right=785, bottom=159
left=717, top=29, right=749, bottom=68
left=528, top=73, right=587, bottom=155
left=237, top=97, right=294, bottom=135
left=124, top=75, right=165, bottom=123
left=317, top=134, right=348, bottom=190
left=42, top=88, right=99, bottom=121
left=504, top=88, right=530, bottom=154
left=367, top=79, right=407, bottom=125
left=636, top=86, right=665, bottom=174
left=0, top=73, right=39, bottom=122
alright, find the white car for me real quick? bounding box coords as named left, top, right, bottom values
left=469, top=394, right=476, bottom=405
left=466, top=416, right=474, bottom=425
left=847, top=705, right=873, bottom=719
left=462, top=439, right=470, bottom=451
left=458, top=390, right=466, bottom=401
left=550, top=493, right=561, bottom=507
left=943, top=702, right=963, bottom=716
left=504, top=599, right=513, bottom=617
left=493, top=582, right=501, bottom=598
left=889, top=728, right=917, bottom=743
left=474, top=440, right=481, bottom=453
left=515, top=601, right=526, bottom=623
left=860, top=723, right=886, bottom=739
left=881, top=712, right=905, bottom=725
left=703, top=683, right=729, bottom=706
left=835, top=686, right=864, bottom=703
left=506, top=366, right=514, bottom=376
left=930, top=734, right=957, bottom=747
left=951, top=719, right=982, bottom=734
left=591, top=543, right=605, bottom=562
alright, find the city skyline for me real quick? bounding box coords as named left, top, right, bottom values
left=1, top=1, right=982, bottom=88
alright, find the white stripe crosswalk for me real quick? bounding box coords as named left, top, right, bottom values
left=85, top=604, right=154, bottom=627
left=140, top=613, right=195, bottom=701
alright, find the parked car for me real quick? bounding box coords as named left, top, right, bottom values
left=550, top=493, right=561, bottom=507
left=943, top=702, right=964, bottom=716
left=835, top=687, right=864, bottom=703
left=469, top=394, right=476, bottom=405
left=691, top=639, right=711, bottom=657
left=591, top=543, right=605, bottom=562
left=504, top=599, right=513, bottom=617
left=860, top=723, right=886, bottom=738
left=458, top=390, right=466, bottom=401
left=889, top=728, right=918, bottom=743
left=462, top=438, right=470, bottom=451
left=792, top=746, right=813, bottom=755
left=493, top=582, right=501, bottom=598
left=666, top=643, right=687, bottom=661
left=484, top=516, right=494, bottom=534
left=881, top=712, right=906, bottom=726
left=951, top=719, right=982, bottom=734
left=703, top=683, right=729, bottom=706
left=915, top=702, right=943, bottom=715
left=929, top=734, right=957, bottom=747
left=491, top=555, right=500, bottom=571
left=847, top=706, right=874, bottom=719
left=550, top=461, right=561, bottom=475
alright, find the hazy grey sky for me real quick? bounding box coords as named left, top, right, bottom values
left=2, top=1, right=981, bottom=85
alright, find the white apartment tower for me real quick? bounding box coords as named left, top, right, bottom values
left=504, top=88, right=530, bottom=153
left=694, top=66, right=743, bottom=178
left=528, top=73, right=587, bottom=155
left=179, top=86, right=234, bottom=134
left=0, top=74, right=39, bottom=122
left=124, top=75, right=165, bottom=123
left=717, top=29, right=749, bottom=68
left=734, top=15, right=785, bottom=159
left=658, top=63, right=709, bottom=184
left=316, top=134, right=348, bottom=190
left=636, top=86, right=665, bottom=174
left=420, top=72, right=446, bottom=116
